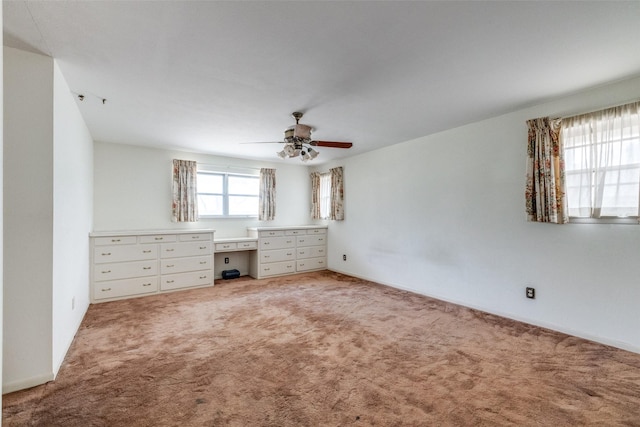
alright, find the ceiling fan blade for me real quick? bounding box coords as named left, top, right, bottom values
left=311, top=141, right=353, bottom=149
left=239, top=141, right=283, bottom=144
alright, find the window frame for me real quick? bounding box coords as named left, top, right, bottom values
left=196, top=169, right=260, bottom=219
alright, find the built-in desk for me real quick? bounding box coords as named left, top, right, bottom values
left=213, top=237, right=258, bottom=279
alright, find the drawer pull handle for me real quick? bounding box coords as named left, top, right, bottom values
left=287, top=265, right=293, bottom=268
left=264, top=242, right=270, bottom=245
left=166, top=249, right=174, bottom=252
left=143, top=250, right=152, bottom=253
left=143, top=267, right=152, bottom=270
left=192, top=236, right=199, bottom=239
left=166, top=264, right=174, bottom=268
left=155, top=237, right=164, bottom=241
left=101, top=270, right=111, bottom=274
left=166, top=280, right=174, bottom=284
left=299, top=251, right=305, bottom=255
left=287, top=240, right=292, bottom=243
left=264, top=268, right=270, bottom=271
left=143, top=283, right=152, bottom=287
left=101, top=287, right=112, bottom=292
left=264, top=255, right=270, bottom=258
left=111, top=239, right=121, bottom=242
left=199, top=275, right=207, bottom=279
left=199, top=246, right=207, bottom=249
left=298, top=239, right=304, bottom=243
left=101, top=252, right=111, bottom=256
left=200, top=261, right=207, bottom=264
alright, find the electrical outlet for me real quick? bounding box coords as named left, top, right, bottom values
left=224, top=257, right=230, bottom=264
left=343, top=254, right=347, bottom=261
left=526, top=287, right=535, bottom=299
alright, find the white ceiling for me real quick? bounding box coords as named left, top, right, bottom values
left=4, top=1, right=640, bottom=164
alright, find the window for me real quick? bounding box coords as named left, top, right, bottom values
left=563, top=101, right=640, bottom=222
left=311, top=166, right=344, bottom=221
left=319, top=172, right=331, bottom=219
left=197, top=171, right=259, bottom=217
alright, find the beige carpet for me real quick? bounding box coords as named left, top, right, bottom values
left=4, top=271, right=640, bottom=426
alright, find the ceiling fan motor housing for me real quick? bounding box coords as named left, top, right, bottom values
left=285, top=124, right=312, bottom=141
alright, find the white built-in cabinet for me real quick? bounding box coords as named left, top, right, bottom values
left=248, top=226, right=327, bottom=279
left=90, top=230, right=215, bottom=303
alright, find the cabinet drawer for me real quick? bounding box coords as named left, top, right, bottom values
left=139, top=234, right=177, bottom=244
left=215, top=242, right=237, bottom=251
left=261, top=248, right=295, bottom=263
left=179, top=233, right=212, bottom=242
left=261, top=236, right=295, bottom=250
left=297, top=257, right=326, bottom=272
left=94, top=236, right=136, bottom=246
left=161, top=241, right=212, bottom=258
left=161, top=270, right=213, bottom=291
left=296, top=235, right=326, bottom=246
left=307, top=228, right=327, bottom=235
left=285, top=229, right=305, bottom=236
left=237, top=240, right=257, bottom=250
left=93, top=277, right=158, bottom=300
left=260, top=260, right=295, bottom=277
left=94, top=260, right=157, bottom=282
left=94, top=244, right=157, bottom=264
left=161, top=255, right=211, bottom=274
left=296, top=246, right=326, bottom=259
left=259, top=230, right=284, bottom=238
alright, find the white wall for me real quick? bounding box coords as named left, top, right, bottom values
left=329, top=75, right=640, bottom=353
left=93, top=142, right=311, bottom=237
left=51, top=61, right=93, bottom=373
left=3, top=47, right=55, bottom=391
left=1, top=5, right=5, bottom=421
left=3, top=48, right=93, bottom=394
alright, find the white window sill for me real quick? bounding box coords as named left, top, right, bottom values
left=199, top=215, right=258, bottom=220
left=569, top=217, right=639, bottom=225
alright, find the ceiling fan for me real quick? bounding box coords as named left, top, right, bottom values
left=249, top=112, right=353, bottom=162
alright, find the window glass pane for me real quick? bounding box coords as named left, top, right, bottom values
left=562, top=102, right=640, bottom=219
left=198, top=195, right=223, bottom=216
left=229, top=195, right=258, bottom=216
left=197, top=173, right=223, bottom=194
left=319, top=173, right=331, bottom=219
left=228, top=175, right=259, bottom=195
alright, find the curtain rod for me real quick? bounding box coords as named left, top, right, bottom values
left=560, top=98, right=640, bottom=120
left=198, top=163, right=263, bottom=172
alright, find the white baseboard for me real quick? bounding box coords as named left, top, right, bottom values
left=3, top=372, right=55, bottom=395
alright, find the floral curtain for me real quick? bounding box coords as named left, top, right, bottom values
left=330, top=166, right=345, bottom=221
left=525, top=117, right=568, bottom=224
left=171, top=159, right=198, bottom=222
left=259, top=168, right=276, bottom=221
left=310, top=172, right=322, bottom=220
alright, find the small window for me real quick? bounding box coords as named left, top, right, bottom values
left=563, top=101, right=640, bottom=222
left=197, top=171, right=259, bottom=218
left=319, top=173, right=331, bottom=219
